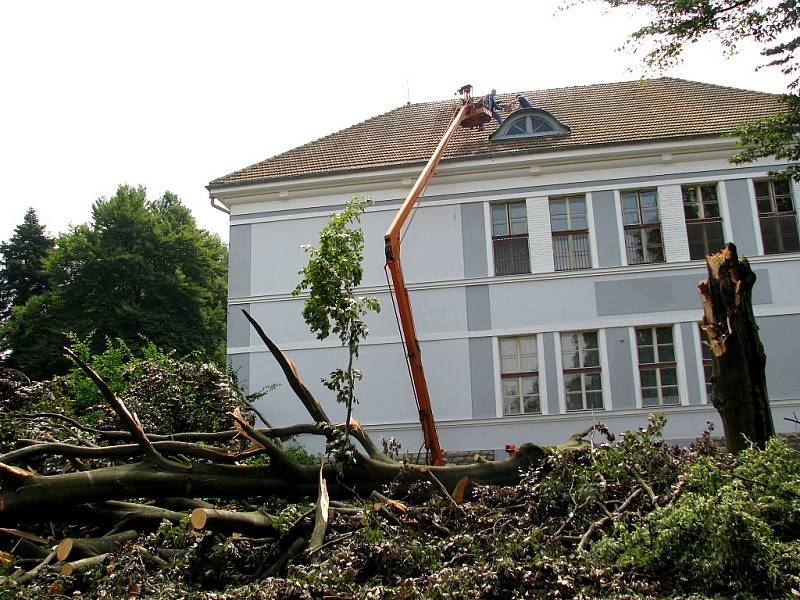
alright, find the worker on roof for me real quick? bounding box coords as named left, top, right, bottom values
left=484, top=89, right=504, bottom=126
left=516, top=95, right=532, bottom=109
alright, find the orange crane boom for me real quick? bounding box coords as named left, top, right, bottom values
left=384, top=87, right=488, bottom=466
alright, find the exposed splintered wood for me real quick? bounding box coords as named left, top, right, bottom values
left=698, top=242, right=774, bottom=453
left=307, top=465, right=330, bottom=554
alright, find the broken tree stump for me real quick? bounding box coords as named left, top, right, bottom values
left=698, top=242, right=774, bottom=453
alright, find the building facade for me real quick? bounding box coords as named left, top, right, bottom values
left=209, top=79, right=800, bottom=455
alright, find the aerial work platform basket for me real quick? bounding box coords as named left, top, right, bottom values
left=458, top=97, right=492, bottom=130
left=454, top=85, right=492, bottom=130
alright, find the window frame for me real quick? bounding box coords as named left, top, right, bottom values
left=499, top=335, right=541, bottom=416
left=636, top=325, right=680, bottom=407
left=620, top=189, right=665, bottom=265
left=490, top=108, right=571, bottom=141
left=698, top=324, right=713, bottom=403
left=491, top=200, right=531, bottom=276
left=549, top=194, right=592, bottom=271
left=682, top=183, right=725, bottom=260
left=753, top=178, right=800, bottom=255
left=560, top=330, right=604, bottom=412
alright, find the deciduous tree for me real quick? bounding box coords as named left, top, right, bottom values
left=293, top=197, right=380, bottom=454
left=1, top=185, right=227, bottom=378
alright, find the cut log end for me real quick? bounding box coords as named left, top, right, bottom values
left=190, top=508, right=208, bottom=530
left=56, top=538, right=73, bottom=562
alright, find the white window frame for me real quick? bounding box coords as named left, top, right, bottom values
left=499, top=334, right=541, bottom=416
left=560, top=330, right=604, bottom=412
left=635, top=325, right=681, bottom=407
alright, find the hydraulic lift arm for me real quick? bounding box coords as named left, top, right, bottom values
left=384, top=91, right=484, bottom=466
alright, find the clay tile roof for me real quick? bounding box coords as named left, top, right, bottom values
left=209, top=78, right=784, bottom=189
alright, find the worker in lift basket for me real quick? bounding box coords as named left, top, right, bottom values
left=484, top=89, right=505, bottom=125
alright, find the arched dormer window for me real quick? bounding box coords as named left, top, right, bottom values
left=490, top=108, right=570, bottom=141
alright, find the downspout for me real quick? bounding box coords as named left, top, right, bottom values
left=210, top=195, right=230, bottom=215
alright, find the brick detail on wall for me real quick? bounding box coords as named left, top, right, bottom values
left=526, top=196, right=555, bottom=274
left=658, top=184, right=691, bottom=263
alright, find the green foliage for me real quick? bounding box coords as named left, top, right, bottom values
left=730, top=93, right=800, bottom=180
left=593, top=437, right=800, bottom=597
left=284, top=443, right=319, bottom=466
left=3, top=416, right=800, bottom=599
left=0, top=208, right=54, bottom=324
left=293, top=197, right=380, bottom=454
left=1, top=185, right=227, bottom=379
left=0, top=334, right=254, bottom=445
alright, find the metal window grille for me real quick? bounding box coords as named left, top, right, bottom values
left=550, top=195, right=591, bottom=271
left=754, top=179, right=800, bottom=255
left=682, top=184, right=725, bottom=259
left=493, top=236, right=531, bottom=275
left=491, top=200, right=530, bottom=275
left=552, top=231, right=591, bottom=270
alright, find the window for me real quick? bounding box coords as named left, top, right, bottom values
left=621, top=189, right=665, bottom=265
left=504, top=116, right=555, bottom=136
left=636, top=326, right=679, bottom=407
left=682, top=183, right=725, bottom=260
left=500, top=336, right=540, bottom=415
left=550, top=195, right=591, bottom=270
left=698, top=325, right=713, bottom=401
left=490, top=108, right=570, bottom=141
left=753, top=179, right=800, bottom=254
left=491, top=201, right=530, bottom=275
left=560, top=331, right=603, bottom=411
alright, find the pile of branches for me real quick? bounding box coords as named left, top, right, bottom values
left=0, top=312, right=798, bottom=598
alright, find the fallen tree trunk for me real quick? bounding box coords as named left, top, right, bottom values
left=0, top=443, right=544, bottom=523
left=0, top=311, right=555, bottom=526
left=698, top=242, right=774, bottom=453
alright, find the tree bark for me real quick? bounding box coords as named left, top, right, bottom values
left=0, top=444, right=544, bottom=524
left=698, top=243, right=774, bottom=453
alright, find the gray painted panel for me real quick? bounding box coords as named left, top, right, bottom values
left=542, top=333, right=560, bottom=415
left=758, top=314, right=800, bottom=401
left=591, top=190, right=622, bottom=267
left=605, top=327, right=637, bottom=410
left=231, top=164, right=787, bottom=222
left=229, top=224, right=252, bottom=298
left=228, top=353, right=250, bottom=397
left=596, top=270, right=772, bottom=316
left=227, top=304, right=251, bottom=348
left=679, top=322, right=703, bottom=405
left=466, top=286, right=491, bottom=331
left=461, top=203, right=489, bottom=277
left=723, top=180, right=759, bottom=256
left=469, top=337, right=496, bottom=419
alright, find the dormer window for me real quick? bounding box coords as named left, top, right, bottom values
left=491, top=108, right=570, bottom=141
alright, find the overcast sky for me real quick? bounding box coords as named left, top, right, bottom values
left=0, top=0, right=790, bottom=245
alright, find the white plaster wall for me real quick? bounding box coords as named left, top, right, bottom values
left=489, top=278, right=598, bottom=333
left=250, top=215, right=331, bottom=296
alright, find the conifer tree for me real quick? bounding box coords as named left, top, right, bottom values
left=0, top=208, right=54, bottom=323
